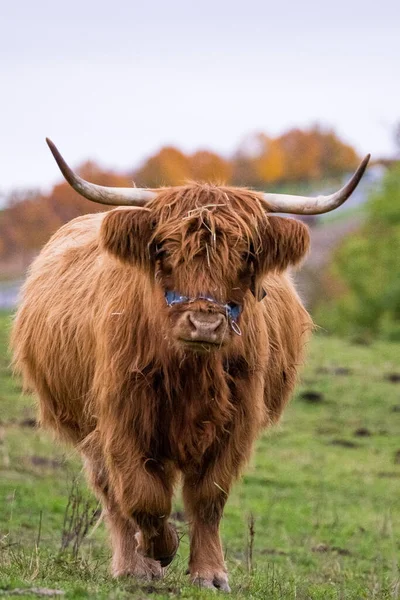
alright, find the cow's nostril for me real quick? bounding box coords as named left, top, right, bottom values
left=188, top=313, right=224, bottom=334
left=187, top=313, right=198, bottom=332
left=210, top=315, right=224, bottom=333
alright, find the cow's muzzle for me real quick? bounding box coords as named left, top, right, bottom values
left=165, top=291, right=242, bottom=338
left=176, top=310, right=228, bottom=347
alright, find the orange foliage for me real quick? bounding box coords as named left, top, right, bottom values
left=278, top=128, right=322, bottom=180
left=135, top=147, right=191, bottom=187
left=0, top=166, right=132, bottom=268
left=253, top=135, right=285, bottom=184
left=277, top=127, right=359, bottom=181
left=189, top=151, right=232, bottom=183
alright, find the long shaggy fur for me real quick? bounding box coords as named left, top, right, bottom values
left=11, top=183, right=313, bottom=585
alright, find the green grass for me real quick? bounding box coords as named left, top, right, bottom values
left=0, top=310, right=399, bottom=599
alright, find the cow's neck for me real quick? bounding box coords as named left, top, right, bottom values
left=150, top=352, right=241, bottom=466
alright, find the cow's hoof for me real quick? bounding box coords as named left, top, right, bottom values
left=156, top=525, right=179, bottom=567
left=113, top=555, right=163, bottom=580
left=192, top=575, right=231, bottom=593
left=158, top=552, right=177, bottom=568
left=136, top=524, right=179, bottom=568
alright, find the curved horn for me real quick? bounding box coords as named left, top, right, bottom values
left=46, top=138, right=157, bottom=206
left=263, top=154, right=371, bottom=215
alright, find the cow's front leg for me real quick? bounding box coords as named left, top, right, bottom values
left=111, top=455, right=179, bottom=577
left=88, top=436, right=178, bottom=579
left=108, top=509, right=164, bottom=579
left=82, top=448, right=176, bottom=579
left=134, top=511, right=179, bottom=570
left=183, top=468, right=232, bottom=592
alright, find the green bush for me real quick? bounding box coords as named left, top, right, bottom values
left=316, top=164, right=400, bottom=341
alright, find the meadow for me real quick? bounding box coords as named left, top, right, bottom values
left=0, top=310, right=399, bottom=599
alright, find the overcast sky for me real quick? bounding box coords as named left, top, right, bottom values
left=1, top=0, right=399, bottom=195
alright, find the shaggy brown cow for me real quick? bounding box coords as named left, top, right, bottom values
left=11, top=141, right=369, bottom=591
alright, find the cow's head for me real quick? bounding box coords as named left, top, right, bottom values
left=99, top=188, right=310, bottom=350
left=46, top=139, right=370, bottom=352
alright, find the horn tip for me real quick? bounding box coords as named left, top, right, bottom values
left=357, top=154, right=371, bottom=176
left=45, top=137, right=57, bottom=155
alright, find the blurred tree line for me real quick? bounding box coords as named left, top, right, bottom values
left=316, top=163, right=400, bottom=341
left=134, top=126, right=359, bottom=187
left=0, top=163, right=133, bottom=273
left=0, top=126, right=358, bottom=273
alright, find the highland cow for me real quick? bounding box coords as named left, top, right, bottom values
left=11, top=141, right=369, bottom=591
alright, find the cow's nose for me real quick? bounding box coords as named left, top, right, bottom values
left=188, top=312, right=224, bottom=336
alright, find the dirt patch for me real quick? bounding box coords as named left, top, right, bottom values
left=351, top=336, right=372, bottom=346
left=394, top=450, right=400, bottom=464
left=385, top=373, right=400, bottom=383
left=317, top=367, right=352, bottom=376
left=260, top=548, right=288, bottom=556
left=29, top=456, right=64, bottom=469
left=125, top=584, right=181, bottom=595
left=329, top=439, right=359, bottom=448
left=312, top=543, right=351, bottom=556
left=19, top=418, right=37, bottom=428
left=299, top=390, right=324, bottom=403
left=353, top=427, right=372, bottom=437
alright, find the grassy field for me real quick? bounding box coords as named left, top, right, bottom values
left=0, top=310, right=399, bottom=599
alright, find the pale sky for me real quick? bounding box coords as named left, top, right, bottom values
left=1, top=0, right=399, bottom=196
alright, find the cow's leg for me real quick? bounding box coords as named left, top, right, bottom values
left=82, top=454, right=154, bottom=577
left=123, top=459, right=179, bottom=570
left=108, top=452, right=180, bottom=569
left=108, top=510, right=165, bottom=579
left=183, top=466, right=232, bottom=592
left=83, top=452, right=178, bottom=579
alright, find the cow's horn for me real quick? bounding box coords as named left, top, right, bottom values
left=46, top=139, right=157, bottom=206
left=263, top=154, right=371, bottom=215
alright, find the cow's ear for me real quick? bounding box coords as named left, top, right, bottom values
left=100, top=208, right=155, bottom=270
left=254, top=216, right=310, bottom=275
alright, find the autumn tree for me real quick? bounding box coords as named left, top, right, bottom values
left=134, top=147, right=191, bottom=187
left=314, top=128, right=359, bottom=177
left=277, top=128, right=322, bottom=181
left=0, top=162, right=132, bottom=272
left=277, top=127, right=359, bottom=181
left=252, top=135, right=285, bottom=184
left=189, top=150, right=232, bottom=183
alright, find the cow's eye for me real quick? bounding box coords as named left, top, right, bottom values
left=156, top=247, right=170, bottom=260
left=228, top=302, right=242, bottom=320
